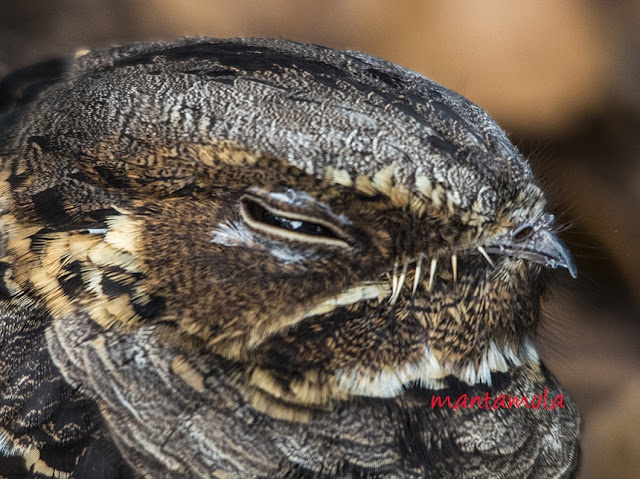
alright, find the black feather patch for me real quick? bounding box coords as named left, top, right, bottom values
left=30, top=188, right=71, bottom=224
left=133, top=294, right=165, bottom=320
left=57, top=261, right=84, bottom=297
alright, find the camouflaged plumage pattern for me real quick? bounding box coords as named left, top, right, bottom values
left=0, top=38, right=580, bottom=478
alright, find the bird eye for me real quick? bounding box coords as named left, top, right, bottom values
left=240, top=196, right=350, bottom=247
left=513, top=224, right=535, bottom=242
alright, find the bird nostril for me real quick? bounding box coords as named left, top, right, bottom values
left=512, top=225, right=534, bottom=242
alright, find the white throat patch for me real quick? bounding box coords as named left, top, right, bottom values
left=334, top=338, right=540, bottom=397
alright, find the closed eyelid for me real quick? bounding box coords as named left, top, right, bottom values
left=238, top=193, right=353, bottom=248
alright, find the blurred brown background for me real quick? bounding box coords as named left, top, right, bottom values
left=1, top=1, right=639, bottom=477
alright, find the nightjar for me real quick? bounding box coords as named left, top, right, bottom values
left=0, top=37, right=581, bottom=478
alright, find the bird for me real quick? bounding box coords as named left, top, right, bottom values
left=0, top=37, right=581, bottom=478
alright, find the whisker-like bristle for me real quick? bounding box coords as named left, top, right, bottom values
left=389, top=261, right=399, bottom=303
left=398, top=261, right=408, bottom=292
left=428, top=258, right=437, bottom=292
left=412, top=253, right=424, bottom=295
left=451, top=254, right=457, bottom=282
left=390, top=260, right=409, bottom=305
left=477, top=246, right=495, bottom=268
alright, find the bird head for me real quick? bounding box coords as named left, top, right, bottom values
left=0, top=38, right=576, bottom=413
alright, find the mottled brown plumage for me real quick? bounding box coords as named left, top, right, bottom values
left=0, top=37, right=580, bottom=478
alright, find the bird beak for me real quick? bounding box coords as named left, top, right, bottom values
left=486, top=225, right=578, bottom=279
